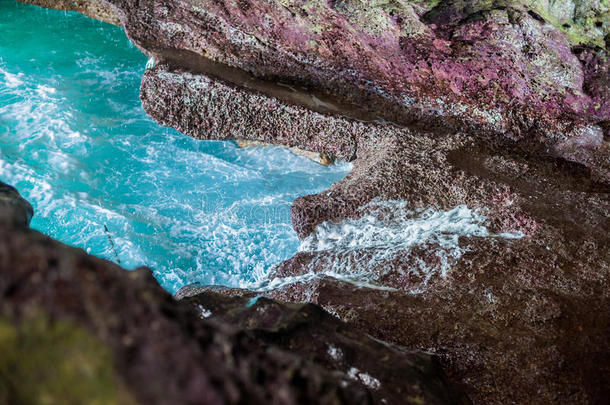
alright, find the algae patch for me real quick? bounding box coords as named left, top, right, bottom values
left=0, top=315, right=135, bottom=405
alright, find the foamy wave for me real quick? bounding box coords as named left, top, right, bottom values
left=1, top=67, right=24, bottom=88
left=300, top=200, right=491, bottom=253
left=1, top=3, right=352, bottom=296
left=258, top=200, right=523, bottom=292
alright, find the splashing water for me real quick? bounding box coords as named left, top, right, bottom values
left=299, top=201, right=493, bottom=255
left=0, top=1, right=351, bottom=294
left=263, top=200, right=522, bottom=292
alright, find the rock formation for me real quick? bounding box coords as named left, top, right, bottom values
left=13, top=0, right=610, bottom=403
left=0, top=182, right=464, bottom=404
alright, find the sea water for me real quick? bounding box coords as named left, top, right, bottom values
left=0, top=1, right=351, bottom=294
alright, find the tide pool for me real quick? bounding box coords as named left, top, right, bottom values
left=0, top=1, right=350, bottom=294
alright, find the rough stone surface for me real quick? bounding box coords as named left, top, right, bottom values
left=74, top=0, right=610, bottom=183
left=15, top=0, right=610, bottom=404
left=22, top=0, right=609, bottom=176
left=140, top=63, right=362, bottom=161
left=20, top=0, right=121, bottom=25
left=186, top=213, right=610, bottom=404
left=269, top=130, right=610, bottom=404
left=0, top=187, right=463, bottom=404
left=178, top=290, right=469, bottom=405
left=264, top=268, right=610, bottom=405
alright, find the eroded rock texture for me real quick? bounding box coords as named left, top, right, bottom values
left=0, top=185, right=463, bottom=405
left=25, top=0, right=609, bottom=176
left=14, top=0, right=610, bottom=404
left=46, top=0, right=607, bottom=178
left=133, top=1, right=610, bottom=402
left=20, top=0, right=121, bottom=24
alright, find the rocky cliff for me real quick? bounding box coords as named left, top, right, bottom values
left=13, top=0, right=610, bottom=404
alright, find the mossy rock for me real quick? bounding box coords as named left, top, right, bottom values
left=0, top=315, right=136, bottom=405
left=421, top=0, right=608, bottom=48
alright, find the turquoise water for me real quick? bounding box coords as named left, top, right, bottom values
left=0, top=1, right=350, bottom=293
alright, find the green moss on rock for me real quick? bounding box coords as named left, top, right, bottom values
left=0, top=315, right=136, bottom=405
left=420, top=0, right=607, bottom=48
left=528, top=0, right=609, bottom=48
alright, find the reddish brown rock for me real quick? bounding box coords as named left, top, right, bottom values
left=24, top=0, right=609, bottom=175
left=180, top=132, right=610, bottom=403
left=178, top=290, right=469, bottom=405
left=15, top=0, right=610, bottom=403
left=269, top=134, right=610, bottom=403
left=0, top=183, right=463, bottom=405
left=19, top=0, right=121, bottom=24
left=221, top=212, right=610, bottom=403
left=82, top=0, right=610, bottom=182
left=263, top=261, right=610, bottom=405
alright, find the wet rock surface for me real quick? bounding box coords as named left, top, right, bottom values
left=270, top=130, right=610, bottom=403
left=0, top=194, right=463, bottom=404
left=265, top=233, right=610, bottom=404
left=177, top=289, right=469, bottom=404
left=14, top=0, right=610, bottom=403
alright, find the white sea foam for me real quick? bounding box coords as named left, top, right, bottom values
left=35, top=84, right=56, bottom=98
left=1, top=68, right=24, bottom=88
left=1, top=5, right=354, bottom=296
left=300, top=200, right=490, bottom=253
left=259, top=200, right=523, bottom=292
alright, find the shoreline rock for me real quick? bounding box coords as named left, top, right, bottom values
left=19, top=0, right=121, bottom=25
left=0, top=184, right=466, bottom=405
left=23, top=1, right=608, bottom=178
left=58, top=0, right=610, bottom=178
left=12, top=0, right=610, bottom=403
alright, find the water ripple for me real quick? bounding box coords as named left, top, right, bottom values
left=0, top=1, right=350, bottom=294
